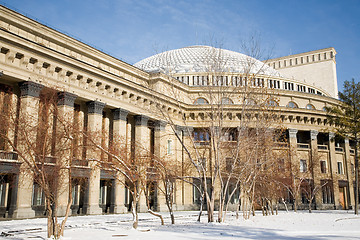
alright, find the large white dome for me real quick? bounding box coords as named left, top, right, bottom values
left=134, top=45, right=281, bottom=77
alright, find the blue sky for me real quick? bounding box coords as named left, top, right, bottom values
left=1, top=0, right=359, bottom=91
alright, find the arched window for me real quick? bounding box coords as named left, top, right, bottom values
left=194, top=97, right=209, bottom=105
left=286, top=101, right=298, bottom=108
left=306, top=104, right=315, bottom=110
left=221, top=97, right=233, bottom=105
left=265, top=99, right=279, bottom=107
left=244, top=98, right=256, bottom=106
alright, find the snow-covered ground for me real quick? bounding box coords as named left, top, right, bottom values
left=1, top=210, right=360, bottom=239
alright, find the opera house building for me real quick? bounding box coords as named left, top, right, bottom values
left=0, top=5, right=357, bottom=219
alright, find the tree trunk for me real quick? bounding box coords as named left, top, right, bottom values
left=165, top=199, right=175, bottom=224
left=197, top=193, right=204, bottom=222
left=131, top=199, right=138, bottom=229
left=293, top=197, right=298, bottom=212
left=355, top=137, right=359, bottom=215
left=148, top=209, right=164, bottom=225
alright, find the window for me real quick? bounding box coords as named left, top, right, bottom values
left=322, top=181, right=333, bottom=204
left=284, top=82, right=294, bottom=91
left=193, top=129, right=210, bottom=143
left=194, top=98, right=208, bottom=105
left=0, top=176, right=9, bottom=207
left=99, top=180, right=108, bottom=205
left=337, top=162, right=343, bottom=174
left=266, top=99, right=278, bottom=107
left=222, top=129, right=237, bottom=141
left=287, top=101, right=298, bottom=108
left=300, top=160, right=307, bottom=172
left=306, top=104, right=315, bottom=110
left=320, top=161, right=327, bottom=173
left=167, top=139, right=173, bottom=154
left=32, top=182, right=44, bottom=206
left=244, top=98, right=256, bottom=106
left=297, top=85, right=306, bottom=92
left=221, top=97, right=233, bottom=105
left=72, top=184, right=81, bottom=205
left=308, top=88, right=315, bottom=94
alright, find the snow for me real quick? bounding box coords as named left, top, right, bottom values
left=1, top=210, right=360, bottom=239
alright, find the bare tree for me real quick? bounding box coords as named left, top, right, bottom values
left=145, top=40, right=284, bottom=222
left=0, top=87, right=79, bottom=239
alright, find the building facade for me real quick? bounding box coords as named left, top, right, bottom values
left=0, top=5, right=357, bottom=219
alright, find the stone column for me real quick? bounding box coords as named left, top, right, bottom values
left=344, top=138, right=355, bottom=209
left=288, top=129, right=301, bottom=207
left=13, top=81, right=43, bottom=218
left=86, top=101, right=105, bottom=215
left=329, top=132, right=340, bottom=209
left=112, top=108, right=129, bottom=213
left=183, top=126, right=194, bottom=207
left=154, top=120, right=168, bottom=211
left=175, top=126, right=184, bottom=209
left=310, top=130, right=322, bottom=209
left=56, top=92, right=77, bottom=216
left=134, top=115, right=150, bottom=212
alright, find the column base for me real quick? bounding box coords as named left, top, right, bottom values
left=12, top=207, right=35, bottom=219
left=57, top=205, right=71, bottom=217
left=158, top=203, right=170, bottom=212
left=87, top=205, right=103, bottom=215
left=114, top=205, right=128, bottom=214
left=138, top=204, right=148, bottom=213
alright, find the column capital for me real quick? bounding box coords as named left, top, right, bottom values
left=329, top=132, right=335, bottom=141
left=87, top=101, right=105, bottom=114
left=57, top=91, right=77, bottom=107
left=19, top=81, right=43, bottom=98
left=310, top=130, right=319, bottom=140
left=288, top=128, right=298, bottom=138
left=183, top=126, right=194, bottom=137
left=175, top=125, right=183, bottom=135
left=135, top=115, right=149, bottom=126
left=113, top=108, right=129, bottom=121
left=154, top=120, right=167, bottom=131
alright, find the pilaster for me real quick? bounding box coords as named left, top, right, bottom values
left=288, top=129, right=301, bottom=207
left=329, top=132, right=340, bottom=209
left=344, top=138, right=355, bottom=209
left=310, top=130, right=322, bottom=209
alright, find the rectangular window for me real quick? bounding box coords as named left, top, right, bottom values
left=300, top=160, right=307, bottom=172
left=0, top=182, right=8, bottom=207
left=337, top=162, right=343, bottom=174
left=99, top=180, right=108, bottom=205
left=322, top=181, right=334, bottom=204
left=320, top=161, right=327, bottom=173
left=32, top=183, right=44, bottom=206
left=167, top=139, right=173, bottom=155
left=72, top=184, right=80, bottom=205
